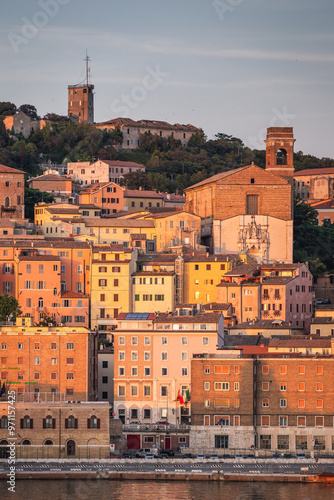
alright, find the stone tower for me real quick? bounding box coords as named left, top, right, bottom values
left=265, top=127, right=295, bottom=181
left=68, top=54, right=94, bottom=124
left=68, top=84, right=94, bottom=124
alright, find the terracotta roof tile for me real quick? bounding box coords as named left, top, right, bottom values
left=294, top=168, right=334, bottom=177
left=0, top=164, right=25, bottom=174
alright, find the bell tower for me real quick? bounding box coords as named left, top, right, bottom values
left=68, top=53, right=94, bottom=124
left=265, top=127, right=295, bottom=181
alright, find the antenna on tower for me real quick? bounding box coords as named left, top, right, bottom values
left=84, top=50, right=91, bottom=86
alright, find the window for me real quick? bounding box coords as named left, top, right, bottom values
left=314, top=436, right=325, bottom=450
left=162, top=368, right=168, bottom=376
left=131, top=337, right=138, bottom=345
left=315, top=416, right=324, bottom=427
left=119, top=352, right=125, bottom=361
left=161, top=352, right=167, bottom=361
left=280, top=382, right=287, bottom=391
left=316, top=399, right=323, bottom=409
left=144, top=337, right=151, bottom=345
left=161, top=386, right=167, bottom=397
left=161, top=337, right=168, bottom=345
left=119, top=337, right=125, bottom=345
left=316, top=382, right=323, bottom=391
left=50, top=358, right=57, bottom=365
left=204, top=382, right=210, bottom=391
left=182, top=368, right=188, bottom=376
left=144, top=367, right=150, bottom=376
left=99, top=279, right=107, bottom=287
left=277, top=435, right=289, bottom=450
left=262, top=398, right=269, bottom=407
left=280, top=399, right=287, bottom=408
left=144, top=352, right=151, bottom=361
left=214, top=382, right=229, bottom=391
left=181, top=337, right=188, bottom=345
left=102, top=361, right=108, bottom=368
left=202, top=337, right=209, bottom=346
left=34, top=357, right=40, bottom=365
left=280, top=365, right=287, bottom=375
left=131, top=351, right=138, bottom=361
left=262, top=365, right=269, bottom=374
left=279, top=416, right=288, bottom=427
left=214, top=398, right=230, bottom=407
left=21, top=416, right=32, bottom=429
left=260, top=435, right=271, bottom=449
left=204, top=399, right=210, bottom=407
left=298, top=382, right=305, bottom=392
left=66, top=343, right=74, bottom=350
left=66, top=358, right=74, bottom=365
left=246, top=195, right=258, bottom=215
left=66, top=416, right=76, bottom=429
left=131, top=368, right=137, bottom=377
left=66, top=373, right=74, bottom=380
left=181, top=352, right=188, bottom=361
left=204, top=365, right=210, bottom=374
left=316, top=365, right=323, bottom=375
left=234, top=382, right=240, bottom=391
left=118, top=385, right=125, bottom=396
left=18, top=343, right=24, bottom=350
left=298, top=365, right=305, bottom=375
left=298, top=399, right=306, bottom=409
left=119, top=367, right=125, bottom=376
left=214, top=365, right=230, bottom=374
left=234, top=365, right=240, bottom=375
left=296, top=435, right=308, bottom=450
left=261, top=416, right=270, bottom=426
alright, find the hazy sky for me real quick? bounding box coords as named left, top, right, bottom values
left=2, top=0, right=334, bottom=158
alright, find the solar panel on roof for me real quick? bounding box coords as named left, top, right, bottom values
left=125, top=313, right=150, bottom=320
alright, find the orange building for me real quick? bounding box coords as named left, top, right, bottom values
left=0, top=317, right=97, bottom=401
left=0, top=164, right=25, bottom=220
left=28, top=173, right=73, bottom=196
left=79, top=182, right=124, bottom=214
left=0, top=239, right=91, bottom=326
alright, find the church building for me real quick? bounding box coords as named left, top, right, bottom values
left=184, top=127, right=295, bottom=263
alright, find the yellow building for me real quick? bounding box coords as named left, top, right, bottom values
left=183, top=254, right=238, bottom=305
left=132, top=271, right=176, bottom=313
left=123, top=189, right=164, bottom=211
left=143, top=211, right=201, bottom=252
left=90, top=245, right=138, bottom=331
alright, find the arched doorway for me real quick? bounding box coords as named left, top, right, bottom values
left=67, top=440, right=75, bottom=456
left=0, top=440, right=9, bottom=458
left=4, top=197, right=10, bottom=208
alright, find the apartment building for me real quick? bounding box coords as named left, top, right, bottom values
left=0, top=401, right=110, bottom=459
left=0, top=317, right=97, bottom=401
left=123, top=189, right=164, bottom=211
left=90, top=245, right=137, bottom=330
left=79, top=182, right=124, bottom=214
left=67, top=159, right=145, bottom=185
left=190, top=348, right=334, bottom=455
left=132, top=271, right=176, bottom=313
left=0, top=239, right=91, bottom=326
left=216, top=262, right=313, bottom=332
left=113, top=310, right=224, bottom=426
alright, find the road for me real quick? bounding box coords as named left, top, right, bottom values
left=1, top=459, right=333, bottom=476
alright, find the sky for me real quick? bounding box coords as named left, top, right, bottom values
left=1, top=0, right=334, bottom=158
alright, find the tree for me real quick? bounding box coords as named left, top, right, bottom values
left=0, top=101, right=16, bottom=120
left=110, top=126, right=124, bottom=146
left=0, top=294, right=21, bottom=323
left=18, top=104, right=39, bottom=120
left=24, top=188, right=55, bottom=221
left=0, top=121, right=9, bottom=148
left=36, top=312, right=58, bottom=327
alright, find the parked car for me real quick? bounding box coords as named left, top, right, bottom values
left=235, top=454, right=244, bottom=459
left=129, top=421, right=141, bottom=425
left=159, top=453, right=169, bottom=459
left=196, top=454, right=205, bottom=459
left=315, top=298, right=331, bottom=305
left=182, top=453, right=193, bottom=459
left=272, top=453, right=280, bottom=458
left=145, top=453, right=155, bottom=459
left=155, top=420, right=168, bottom=425
left=209, top=454, right=219, bottom=459
left=122, top=452, right=132, bottom=458
left=296, top=452, right=306, bottom=458
left=135, top=448, right=159, bottom=458
left=159, top=449, right=175, bottom=457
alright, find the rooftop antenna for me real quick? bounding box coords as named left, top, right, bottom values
left=84, top=50, right=91, bottom=86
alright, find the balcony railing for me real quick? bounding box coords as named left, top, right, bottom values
left=123, top=423, right=191, bottom=432
left=262, top=295, right=269, bottom=300
left=274, top=295, right=281, bottom=300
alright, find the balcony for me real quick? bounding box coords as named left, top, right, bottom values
left=274, top=310, right=281, bottom=316
left=263, top=311, right=269, bottom=316
left=262, top=295, right=269, bottom=300
left=274, top=295, right=281, bottom=300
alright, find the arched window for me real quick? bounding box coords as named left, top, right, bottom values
left=4, top=197, right=10, bottom=208
left=53, top=288, right=57, bottom=296
left=65, top=415, right=77, bottom=429
left=21, top=415, right=32, bottom=429
left=43, top=415, right=54, bottom=429
left=276, top=148, right=287, bottom=165
left=0, top=416, right=8, bottom=429
left=22, top=440, right=31, bottom=445
left=38, top=297, right=43, bottom=308
left=87, top=415, right=100, bottom=429
left=44, top=440, right=53, bottom=445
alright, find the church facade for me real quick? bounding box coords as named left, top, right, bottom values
left=184, top=128, right=295, bottom=263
